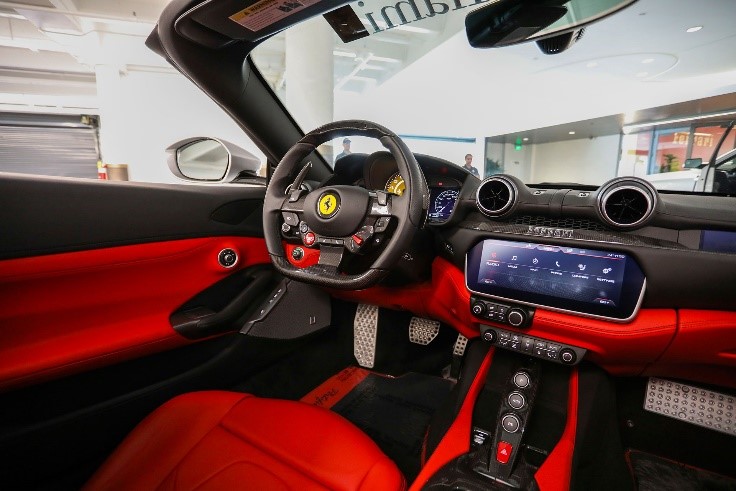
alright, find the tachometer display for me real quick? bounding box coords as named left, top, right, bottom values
left=428, top=188, right=459, bottom=223
left=385, top=173, right=406, bottom=196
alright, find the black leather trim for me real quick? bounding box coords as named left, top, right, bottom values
left=0, top=173, right=265, bottom=259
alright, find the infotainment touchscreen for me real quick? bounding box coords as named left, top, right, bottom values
left=466, top=239, right=646, bottom=321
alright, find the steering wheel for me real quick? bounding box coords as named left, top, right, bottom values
left=263, top=120, right=429, bottom=289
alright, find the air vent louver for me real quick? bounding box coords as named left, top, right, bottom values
left=600, top=185, right=654, bottom=228
left=476, top=177, right=515, bottom=217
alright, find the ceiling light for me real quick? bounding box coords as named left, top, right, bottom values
left=641, top=58, right=654, bottom=64
left=369, top=55, right=401, bottom=63
left=586, top=61, right=598, bottom=68
left=686, top=26, right=702, bottom=33
left=568, top=131, right=576, bottom=135
left=523, top=137, right=529, bottom=141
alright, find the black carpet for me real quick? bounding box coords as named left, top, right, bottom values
left=330, top=371, right=455, bottom=482
left=629, top=450, right=736, bottom=491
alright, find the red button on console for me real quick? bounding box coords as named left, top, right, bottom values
left=352, top=234, right=363, bottom=246
left=496, top=441, right=513, bottom=464
left=303, top=232, right=316, bottom=247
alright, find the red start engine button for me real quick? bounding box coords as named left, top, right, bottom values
left=496, top=441, right=513, bottom=464
left=303, top=232, right=316, bottom=247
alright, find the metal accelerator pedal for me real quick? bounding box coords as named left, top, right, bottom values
left=354, top=304, right=379, bottom=368
left=644, top=377, right=736, bottom=436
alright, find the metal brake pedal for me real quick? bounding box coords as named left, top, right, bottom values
left=409, top=317, right=440, bottom=345
left=644, top=377, right=736, bottom=436
left=354, top=304, right=378, bottom=368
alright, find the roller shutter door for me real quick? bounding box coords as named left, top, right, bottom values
left=0, top=113, right=99, bottom=179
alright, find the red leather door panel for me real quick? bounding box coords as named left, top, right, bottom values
left=0, top=237, right=269, bottom=392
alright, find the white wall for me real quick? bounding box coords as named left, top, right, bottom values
left=530, top=135, right=621, bottom=185
left=96, top=69, right=266, bottom=184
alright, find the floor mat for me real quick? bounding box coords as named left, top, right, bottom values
left=628, top=450, right=736, bottom=491
left=302, top=366, right=455, bottom=481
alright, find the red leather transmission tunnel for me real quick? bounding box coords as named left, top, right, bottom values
left=83, top=391, right=406, bottom=491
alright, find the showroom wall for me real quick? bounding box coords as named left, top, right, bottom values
left=95, top=68, right=266, bottom=184
left=530, top=135, right=621, bottom=185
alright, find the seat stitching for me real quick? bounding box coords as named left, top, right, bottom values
left=189, top=460, right=290, bottom=491
left=217, top=423, right=339, bottom=490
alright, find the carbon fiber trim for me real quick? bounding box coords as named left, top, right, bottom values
left=270, top=255, right=387, bottom=289
left=458, top=220, right=685, bottom=249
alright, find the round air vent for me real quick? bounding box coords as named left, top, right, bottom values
left=476, top=177, right=516, bottom=217
left=598, top=180, right=656, bottom=228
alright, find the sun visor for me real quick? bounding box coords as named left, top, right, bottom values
left=180, top=0, right=352, bottom=44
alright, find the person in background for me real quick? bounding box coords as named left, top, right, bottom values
left=335, top=138, right=352, bottom=161
left=463, top=153, right=480, bottom=177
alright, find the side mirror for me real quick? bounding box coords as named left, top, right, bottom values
left=166, top=137, right=262, bottom=183
left=684, top=158, right=703, bottom=169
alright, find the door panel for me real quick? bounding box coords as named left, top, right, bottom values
left=0, top=236, right=269, bottom=391
left=0, top=171, right=274, bottom=486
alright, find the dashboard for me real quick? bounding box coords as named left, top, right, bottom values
left=328, top=150, right=736, bottom=318
left=326, top=150, right=736, bottom=389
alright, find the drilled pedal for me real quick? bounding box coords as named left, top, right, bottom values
left=453, top=334, right=469, bottom=356
left=354, top=304, right=378, bottom=368
left=409, top=317, right=440, bottom=345
left=644, top=377, right=736, bottom=436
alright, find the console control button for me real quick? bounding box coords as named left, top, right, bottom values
left=501, top=414, right=521, bottom=433
left=560, top=348, right=577, bottom=364
left=303, top=232, right=316, bottom=247
left=291, top=247, right=304, bottom=261
left=513, top=372, right=530, bottom=389
left=521, top=337, right=535, bottom=352
left=507, top=392, right=526, bottom=410
left=299, top=221, right=309, bottom=234
left=496, top=441, right=513, bottom=464
left=282, top=212, right=299, bottom=226
left=471, top=301, right=486, bottom=316
left=507, top=309, right=525, bottom=327
left=482, top=329, right=497, bottom=343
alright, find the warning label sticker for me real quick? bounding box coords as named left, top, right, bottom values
left=229, top=0, right=321, bottom=32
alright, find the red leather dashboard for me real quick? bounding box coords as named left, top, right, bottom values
left=337, top=257, right=734, bottom=387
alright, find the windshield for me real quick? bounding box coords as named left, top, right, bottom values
left=252, top=0, right=736, bottom=193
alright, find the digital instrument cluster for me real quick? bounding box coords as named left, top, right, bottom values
left=384, top=173, right=460, bottom=224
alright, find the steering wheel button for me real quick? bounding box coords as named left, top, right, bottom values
left=352, top=234, right=364, bottom=246
left=375, top=216, right=390, bottom=232
left=282, top=212, right=299, bottom=226
left=303, top=232, right=316, bottom=246
left=299, top=221, right=309, bottom=233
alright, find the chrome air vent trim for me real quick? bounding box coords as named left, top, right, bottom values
left=476, top=176, right=517, bottom=217
left=597, top=178, right=656, bottom=229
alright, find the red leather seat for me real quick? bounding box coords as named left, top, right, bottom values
left=84, top=391, right=405, bottom=491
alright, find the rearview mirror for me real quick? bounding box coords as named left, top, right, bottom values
left=465, top=0, right=638, bottom=52
left=166, top=137, right=263, bottom=183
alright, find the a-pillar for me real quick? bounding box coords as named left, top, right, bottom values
left=285, top=20, right=334, bottom=160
